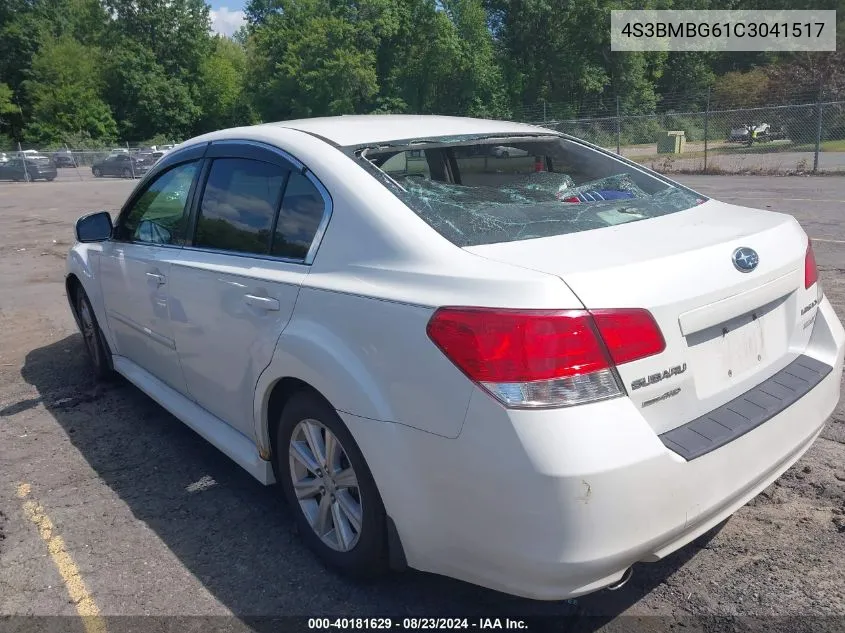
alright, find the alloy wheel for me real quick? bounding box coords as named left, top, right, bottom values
left=288, top=419, right=363, bottom=552
left=77, top=296, right=98, bottom=361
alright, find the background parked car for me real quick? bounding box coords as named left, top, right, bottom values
left=0, top=152, right=8, bottom=166
left=53, top=149, right=77, bottom=168
left=91, top=153, right=150, bottom=178
left=728, top=123, right=771, bottom=142
left=492, top=145, right=530, bottom=158
left=0, top=155, right=57, bottom=181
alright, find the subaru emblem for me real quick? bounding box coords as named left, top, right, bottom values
left=732, top=247, right=759, bottom=273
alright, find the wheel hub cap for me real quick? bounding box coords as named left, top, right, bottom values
left=288, top=419, right=362, bottom=552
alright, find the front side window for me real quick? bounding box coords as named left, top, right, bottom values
left=194, top=158, right=289, bottom=255
left=116, top=161, right=199, bottom=245
left=355, top=135, right=704, bottom=247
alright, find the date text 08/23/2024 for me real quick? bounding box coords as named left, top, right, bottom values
left=307, top=618, right=529, bottom=630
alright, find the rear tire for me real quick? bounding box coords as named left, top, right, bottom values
left=275, top=392, right=388, bottom=578
left=74, top=287, right=113, bottom=381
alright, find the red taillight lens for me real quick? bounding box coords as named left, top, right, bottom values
left=805, top=240, right=819, bottom=289
left=426, top=307, right=665, bottom=407
left=425, top=308, right=610, bottom=383
left=592, top=309, right=666, bottom=365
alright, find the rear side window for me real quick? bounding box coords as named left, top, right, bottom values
left=271, top=172, right=325, bottom=259
left=195, top=158, right=289, bottom=255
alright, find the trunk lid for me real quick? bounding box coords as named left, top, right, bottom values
left=465, top=200, right=820, bottom=434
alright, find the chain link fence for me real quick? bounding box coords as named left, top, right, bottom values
left=3, top=97, right=845, bottom=181
left=534, top=100, right=845, bottom=176
left=0, top=144, right=179, bottom=182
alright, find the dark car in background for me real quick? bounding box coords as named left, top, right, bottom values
left=91, top=153, right=150, bottom=178
left=53, top=150, right=77, bottom=168
left=0, top=155, right=57, bottom=181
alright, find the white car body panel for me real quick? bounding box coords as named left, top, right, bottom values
left=99, top=242, right=190, bottom=395
left=340, top=298, right=844, bottom=600
left=168, top=250, right=307, bottom=437
left=466, top=199, right=821, bottom=435
left=65, top=115, right=845, bottom=601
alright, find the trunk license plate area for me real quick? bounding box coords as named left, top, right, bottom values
left=687, top=298, right=790, bottom=400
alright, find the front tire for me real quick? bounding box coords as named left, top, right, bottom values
left=275, top=392, right=388, bottom=578
left=74, top=288, right=113, bottom=381
left=92, top=167, right=102, bottom=177
left=122, top=168, right=132, bottom=178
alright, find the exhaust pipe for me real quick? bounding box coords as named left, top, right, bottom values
left=606, top=566, right=634, bottom=591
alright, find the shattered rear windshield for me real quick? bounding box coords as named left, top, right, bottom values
left=349, top=135, right=705, bottom=247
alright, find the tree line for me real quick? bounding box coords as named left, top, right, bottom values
left=1, top=0, right=844, bottom=150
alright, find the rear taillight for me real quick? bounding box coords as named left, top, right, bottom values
left=426, top=307, right=665, bottom=408
left=805, top=240, right=819, bottom=289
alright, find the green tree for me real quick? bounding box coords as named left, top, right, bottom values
left=195, top=36, right=256, bottom=132
left=0, top=83, right=15, bottom=117
left=0, top=82, right=18, bottom=147
left=245, top=0, right=508, bottom=120
left=657, top=52, right=715, bottom=111
left=103, top=0, right=212, bottom=76
left=103, top=41, right=201, bottom=141
left=711, top=69, right=770, bottom=109
left=245, top=0, right=379, bottom=119
left=21, top=35, right=117, bottom=145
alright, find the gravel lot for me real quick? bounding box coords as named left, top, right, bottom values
left=1, top=175, right=844, bottom=632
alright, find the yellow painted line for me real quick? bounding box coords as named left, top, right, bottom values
left=16, top=482, right=107, bottom=633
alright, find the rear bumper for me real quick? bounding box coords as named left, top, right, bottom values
left=345, top=296, right=844, bottom=600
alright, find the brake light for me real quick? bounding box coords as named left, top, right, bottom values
left=426, top=307, right=664, bottom=408
left=592, top=309, right=667, bottom=365
left=805, top=240, right=819, bottom=289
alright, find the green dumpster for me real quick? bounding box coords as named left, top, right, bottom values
left=657, top=130, right=686, bottom=154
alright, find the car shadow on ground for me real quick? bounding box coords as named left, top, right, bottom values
left=10, top=334, right=722, bottom=631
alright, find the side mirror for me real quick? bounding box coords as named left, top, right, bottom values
left=76, top=211, right=113, bottom=242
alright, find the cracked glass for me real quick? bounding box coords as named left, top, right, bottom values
left=351, top=135, right=705, bottom=247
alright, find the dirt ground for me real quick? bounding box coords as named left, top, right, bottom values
left=0, top=175, right=844, bottom=632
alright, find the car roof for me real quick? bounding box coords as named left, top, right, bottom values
left=204, top=115, right=556, bottom=148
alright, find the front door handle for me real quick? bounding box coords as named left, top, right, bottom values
left=244, top=294, right=280, bottom=311
left=145, top=271, right=166, bottom=285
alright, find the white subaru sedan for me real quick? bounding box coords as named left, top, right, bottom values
left=66, top=115, right=844, bottom=600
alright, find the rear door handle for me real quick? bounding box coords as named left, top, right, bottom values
left=244, top=294, right=280, bottom=311
left=145, top=271, right=166, bottom=285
